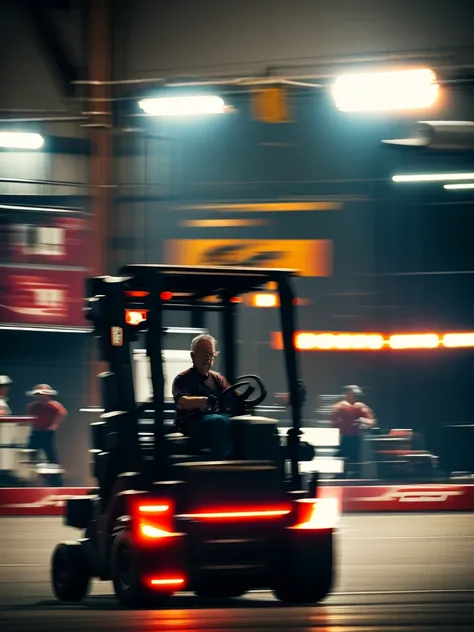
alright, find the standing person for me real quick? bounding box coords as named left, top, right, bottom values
left=25, top=384, right=67, bottom=465
left=331, top=385, right=375, bottom=477
left=0, top=375, right=13, bottom=416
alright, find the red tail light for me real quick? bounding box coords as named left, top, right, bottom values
left=291, top=498, right=339, bottom=530
left=125, top=309, right=147, bottom=325
left=134, top=500, right=177, bottom=541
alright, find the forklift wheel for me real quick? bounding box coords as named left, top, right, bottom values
left=273, top=578, right=332, bottom=605
left=111, top=531, right=172, bottom=608
left=51, top=542, right=90, bottom=602
left=273, top=563, right=333, bottom=605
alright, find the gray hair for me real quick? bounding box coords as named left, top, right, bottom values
left=191, top=334, right=217, bottom=352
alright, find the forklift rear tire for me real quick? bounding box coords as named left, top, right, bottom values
left=111, top=531, right=172, bottom=608
left=51, top=541, right=91, bottom=602
left=273, top=574, right=332, bottom=605
left=273, top=531, right=334, bottom=605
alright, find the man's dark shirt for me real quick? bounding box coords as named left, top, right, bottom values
left=172, top=367, right=230, bottom=422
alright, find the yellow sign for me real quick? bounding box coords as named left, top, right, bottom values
left=252, top=87, right=290, bottom=123
left=164, top=239, right=332, bottom=277
left=179, top=201, right=342, bottom=212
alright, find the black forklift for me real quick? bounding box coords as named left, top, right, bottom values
left=51, top=264, right=335, bottom=607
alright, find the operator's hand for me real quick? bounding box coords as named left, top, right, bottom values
left=207, top=394, right=218, bottom=410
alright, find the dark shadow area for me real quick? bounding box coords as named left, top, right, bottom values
left=0, top=593, right=304, bottom=612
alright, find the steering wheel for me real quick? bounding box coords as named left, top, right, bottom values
left=211, top=374, right=267, bottom=414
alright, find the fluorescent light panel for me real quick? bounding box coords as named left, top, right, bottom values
left=444, top=183, right=474, bottom=190
left=393, top=173, right=474, bottom=183
left=332, top=68, right=439, bottom=112
left=138, top=95, right=226, bottom=117
left=0, top=132, right=44, bottom=149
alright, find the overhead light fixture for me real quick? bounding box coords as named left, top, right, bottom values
left=0, top=131, right=44, bottom=149
left=444, top=183, right=474, bottom=190
left=382, top=121, right=474, bottom=150
left=331, top=68, right=439, bottom=112
left=138, top=95, right=226, bottom=117
left=393, top=172, right=474, bottom=183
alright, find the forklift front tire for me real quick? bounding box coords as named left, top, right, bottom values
left=51, top=541, right=91, bottom=602
left=111, top=531, right=172, bottom=608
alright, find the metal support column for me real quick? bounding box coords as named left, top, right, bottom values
left=222, top=298, right=237, bottom=384
left=88, top=0, right=113, bottom=406
left=278, top=276, right=302, bottom=490
left=146, top=278, right=168, bottom=481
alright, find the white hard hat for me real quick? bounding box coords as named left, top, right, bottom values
left=344, top=384, right=363, bottom=396
left=0, top=375, right=12, bottom=386
left=26, top=383, right=58, bottom=396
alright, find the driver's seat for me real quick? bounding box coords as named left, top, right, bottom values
left=163, top=416, right=282, bottom=466
left=163, top=431, right=214, bottom=464
left=138, top=404, right=212, bottom=464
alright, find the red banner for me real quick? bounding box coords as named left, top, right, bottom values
left=341, top=484, right=474, bottom=512
left=0, top=267, right=87, bottom=327
left=0, top=487, right=92, bottom=516
left=1, top=484, right=473, bottom=517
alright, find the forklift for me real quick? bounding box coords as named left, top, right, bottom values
left=51, top=264, right=335, bottom=607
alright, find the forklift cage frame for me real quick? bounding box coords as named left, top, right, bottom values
left=86, top=264, right=304, bottom=489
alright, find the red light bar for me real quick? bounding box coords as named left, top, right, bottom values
left=179, top=508, right=290, bottom=520
left=125, top=290, right=149, bottom=298
left=138, top=504, right=170, bottom=513
left=124, top=290, right=173, bottom=300
left=149, top=577, right=185, bottom=587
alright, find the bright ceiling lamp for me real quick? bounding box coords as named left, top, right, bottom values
left=0, top=131, right=44, bottom=149
left=331, top=68, right=439, bottom=112
left=393, top=172, right=474, bottom=183
left=138, top=95, right=226, bottom=117
left=252, top=293, right=279, bottom=308
left=444, top=183, right=474, bottom=190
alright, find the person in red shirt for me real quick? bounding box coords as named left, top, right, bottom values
left=26, top=384, right=67, bottom=465
left=331, top=385, right=375, bottom=477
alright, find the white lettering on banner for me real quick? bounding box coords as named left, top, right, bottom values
left=355, top=487, right=464, bottom=503
left=2, top=495, right=81, bottom=509
left=20, top=281, right=66, bottom=317
left=32, top=288, right=65, bottom=308
left=2, top=278, right=69, bottom=318
left=14, top=225, right=65, bottom=256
